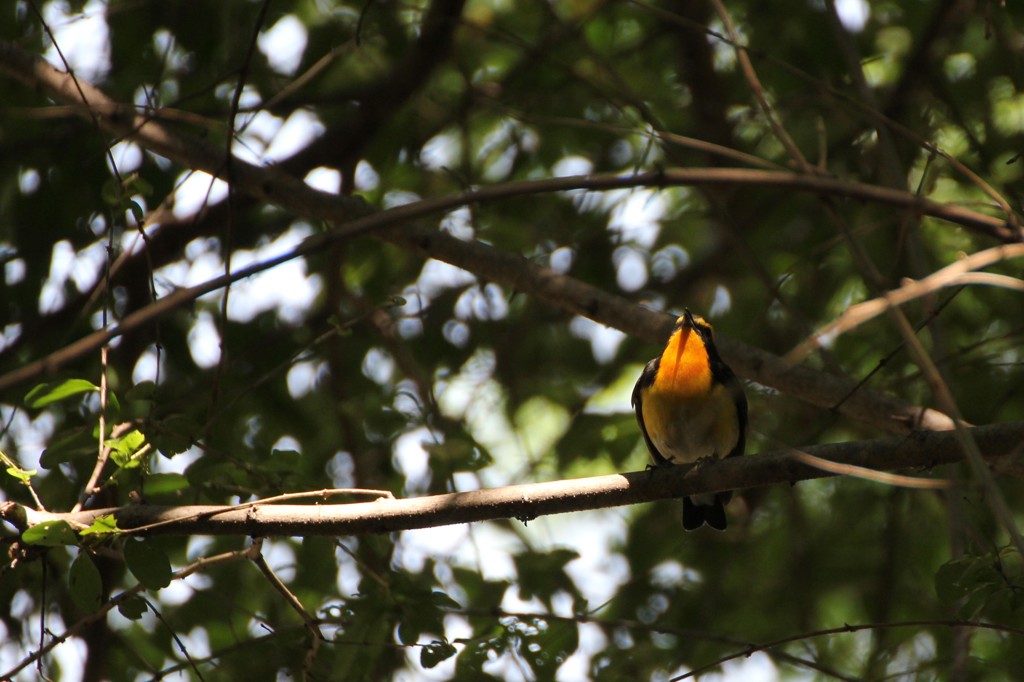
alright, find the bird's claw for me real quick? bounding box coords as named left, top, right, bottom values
left=692, top=454, right=719, bottom=472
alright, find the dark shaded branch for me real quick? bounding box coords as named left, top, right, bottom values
left=9, top=421, right=1022, bottom=537
left=0, top=40, right=370, bottom=224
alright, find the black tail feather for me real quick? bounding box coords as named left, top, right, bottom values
left=682, top=495, right=728, bottom=531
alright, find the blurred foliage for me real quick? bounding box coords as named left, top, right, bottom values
left=2, top=0, right=1024, bottom=680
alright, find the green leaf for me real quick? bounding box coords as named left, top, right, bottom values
left=429, top=590, right=462, bottom=610
left=25, top=379, right=98, bottom=409
left=105, top=390, right=122, bottom=417
left=129, top=175, right=153, bottom=197
left=128, top=199, right=145, bottom=224
left=397, top=620, right=420, bottom=646
left=101, top=176, right=122, bottom=206
left=125, top=381, right=156, bottom=402
left=80, top=514, right=121, bottom=538
left=514, top=548, right=581, bottom=604
left=117, top=595, right=148, bottom=620
left=142, top=473, right=190, bottom=496
left=108, top=429, right=147, bottom=468
left=22, top=520, right=78, bottom=547
left=150, top=414, right=200, bottom=456
left=124, top=539, right=173, bottom=590
left=124, top=382, right=157, bottom=420
left=39, top=426, right=96, bottom=468
left=6, top=465, right=37, bottom=482
left=69, top=552, right=104, bottom=612
left=420, top=640, right=457, bottom=668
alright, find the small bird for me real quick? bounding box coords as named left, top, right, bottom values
left=632, top=309, right=747, bottom=530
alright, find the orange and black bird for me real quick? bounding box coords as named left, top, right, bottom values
left=632, top=309, right=747, bottom=531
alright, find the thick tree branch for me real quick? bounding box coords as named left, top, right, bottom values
left=7, top=421, right=1021, bottom=538
left=0, top=41, right=370, bottom=224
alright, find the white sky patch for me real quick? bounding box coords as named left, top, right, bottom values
left=178, top=628, right=212, bottom=662
left=232, top=110, right=284, bottom=164
left=183, top=248, right=223, bottom=290
left=709, top=284, right=733, bottom=317
left=558, top=623, right=608, bottom=681
left=187, top=311, right=221, bottom=368
left=441, top=206, right=474, bottom=241
left=38, top=240, right=75, bottom=313
left=0, top=408, right=55, bottom=467
left=549, top=246, right=574, bottom=273
left=261, top=538, right=297, bottom=583
left=552, top=155, right=594, bottom=178
left=607, top=189, right=665, bottom=248
left=18, top=168, right=40, bottom=194
left=711, top=652, right=782, bottom=681
left=362, top=347, right=395, bottom=385
left=271, top=435, right=301, bottom=454
left=421, top=131, right=461, bottom=170
left=262, top=109, right=324, bottom=162
left=612, top=245, right=648, bottom=292
left=223, top=225, right=321, bottom=325
left=43, top=0, right=110, bottom=81
left=152, top=444, right=204, bottom=477
left=569, top=316, right=627, bottom=364
left=151, top=567, right=212, bottom=608
left=286, top=360, right=319, bottom=398
left=354, top=160, right=380, bottom=191
left=34, top=238, right=106, bottom=305
left=559, top=512, right=630, bottom=606
left=6, top=251, right=25, bottom=284
left=455, top=283, right=508, bottom=320
left=395, top=524, right=472, bottom=576
left=5, top=256, right=29, bottom=284
left=709, top=18, right=740, bottom=72
left=131, top=345, right=164, bottom=384
left=69, top=240, right=106, bottom=293
left=258, top=14, right=307, bottom=76
left=414, top=258, right=477, bottom=301
left=107, top=140, right=143, bottom=174
left=383, top=190, right=422, bottom=208
left=834, top=0, right=870, bottom=33
left=393, top=428, right=433, bottom=491
left=171, top=171, right=229, bottom=220
left=305, top=166, right=341, bottom=193
left=0, top=323, right=22, bottom=353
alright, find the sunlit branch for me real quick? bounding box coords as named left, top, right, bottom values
left=8, top=421, right=1022, bottom=539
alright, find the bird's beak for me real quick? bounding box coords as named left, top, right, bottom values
left=683, top=308, right=696, bottom=327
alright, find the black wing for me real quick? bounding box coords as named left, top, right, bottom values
left=700, top=326, right=747, bottom=460
left=632, top=357, right=667, bottom=464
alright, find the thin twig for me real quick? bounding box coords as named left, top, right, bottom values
left=709, top=0, right=811, bottom=172
left=252, top=540, right=325, bottom=680
left=1, top=545, right=259, bottom=679
left=788, top=243, right=1024, bottom=363
left=676, top=618, right=1024, bottom=681
left=789, top=450, right=950, bottom=489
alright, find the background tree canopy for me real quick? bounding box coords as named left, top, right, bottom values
left=2, top=0, right=1024, bottom=680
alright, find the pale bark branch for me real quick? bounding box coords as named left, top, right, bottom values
left=8, top=421, right=1022, bottom=538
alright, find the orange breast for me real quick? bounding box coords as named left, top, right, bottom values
left=651, top=327, right=712, bottom=398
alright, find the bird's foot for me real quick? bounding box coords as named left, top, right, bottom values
left=644, top=461, right=673, bottom=479
left=691, top=454, right=720, bottom=472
